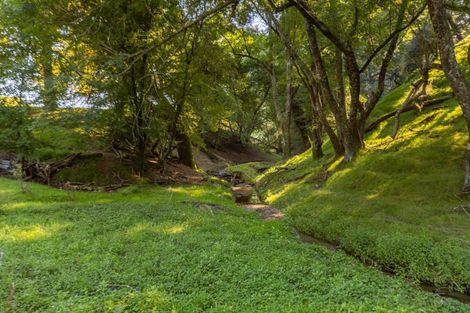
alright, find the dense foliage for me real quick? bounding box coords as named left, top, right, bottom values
left=0, top=0, right=470, bottom=310
left=0, top=0, right=469, bottom=177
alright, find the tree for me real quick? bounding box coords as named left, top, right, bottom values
left=427, top=0, right=470, bottom=192
left=252, top=3, right=327, bottom=158
left=262, top=0, right=425, bottom=161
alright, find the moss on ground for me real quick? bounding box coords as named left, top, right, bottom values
left=226, top=162, right=272, bottom=183
left=53, top=157, right=133, bottom=186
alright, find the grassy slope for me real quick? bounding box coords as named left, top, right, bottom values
left=0, top=178, right=468, bottom=312
left=257, top=37, right=470, bottom=291
left=226, top=162, right=272, bottom=183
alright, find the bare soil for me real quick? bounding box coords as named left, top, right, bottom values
left=243, top=203, right=285, bottom=220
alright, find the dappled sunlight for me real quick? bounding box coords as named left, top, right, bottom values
left=1, top=0, right=470, bottom=309
left=163, top=224, right=186, bottom=234
left=326, top=157, right=344, bottom=172
left=266, top=180, right=332, bottom=205
left=104, top=288, right=171, bottom=311
left=126, top=222, right=188, bottom=237
left=168, top=186, right=211, bottom=198
left=366, top=193, right=380, bottom=200
left=367, top=121, right=389, bottom=141
left=0, top=189, right=15, bottom=197
left=168, top=185, right=232, bottom=204
left=125, top=223, right=150, bottom=236
left=1, top=201, right=52, bottom=212
left=325, top=167, right=351, bottom=185
left=0, top=223, right=72, bottom=242
left=169, top=186, right=202, bottom=194
left=265, top=182, right=301, bottom=204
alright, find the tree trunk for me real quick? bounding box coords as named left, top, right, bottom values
left=176, top=132, right=195, bottom=168
left=310, top=109, right=324, bottom=159
left=129, top=56, right=149, bottom=176
left=135, top=134, right=147, bottom=176
left=305, top=21, right=347, bottom=143
left=334, top=48, right=346, bottom=109
left=308, top=84, right=343, bottom=157
left=427, top=0, right=470, bottom=192
left=291, top=97, right=312, bottom=152
left=270, top=65, right=285, bottom=153
left=342, top=126, right=363, bottom=162
left=343, top=54, right=364, bottom=162
left=41, top=47, right=58, bottom=111
left=283, top=56, right=293, bottom=158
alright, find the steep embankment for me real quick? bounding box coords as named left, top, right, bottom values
left=257, top=37, right=470, bottom=292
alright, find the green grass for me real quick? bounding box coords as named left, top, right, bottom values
left=257, top=37, right=470, bottom=292
left=0, top=178, right=468, bottom=312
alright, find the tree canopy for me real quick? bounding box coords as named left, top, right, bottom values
left=0, top=0, right=469, bottom=187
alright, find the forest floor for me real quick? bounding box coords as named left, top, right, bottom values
left=1, top=177, right=468, bottom=312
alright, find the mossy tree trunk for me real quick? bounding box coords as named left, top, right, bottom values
left=176, top=132, right=195, bottom=169
left=427, top=0, right=470, bottom=192
left=291, top=96, right=313, bottom=152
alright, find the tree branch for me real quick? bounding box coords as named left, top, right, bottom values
left=365, top=95, right=452, bottom=133
left=289, top=0, right=354, bottom=57
left=359, top=3, right=426, bottom=73
left=120, top=0, right=238, bottom=74
left=444, top=3, right=470, bottom=14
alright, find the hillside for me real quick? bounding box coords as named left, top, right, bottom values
left=257, top=36, right=470, bottom=292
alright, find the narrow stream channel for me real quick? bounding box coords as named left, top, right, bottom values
left=218, top=168, right=470, bottom=305
left=296, top=231, right=470, bottom=304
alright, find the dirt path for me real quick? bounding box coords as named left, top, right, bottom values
left=229, top=182, right=284, bottom=220
left=243, top=203, right=284, bottom=220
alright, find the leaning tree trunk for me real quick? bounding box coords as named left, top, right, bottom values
left=308, top=84, right=342, bottom=157
left=427, top=0, right=470, bottom=192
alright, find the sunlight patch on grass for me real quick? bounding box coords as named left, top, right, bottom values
left=126, top=222, right=189, bottom=236
left=1, top=201, right=50, bottom=211
left=0, top=223, right=71, bottom=241
left=103, top=288, right=171, bottom=312
left=162, top=224, right=186, bottom=234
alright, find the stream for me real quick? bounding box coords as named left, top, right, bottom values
left=212, top=167, right=470, bottom=304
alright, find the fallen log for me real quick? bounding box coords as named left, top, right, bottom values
left=391, top=76, right=428, bottom=139
left=365, top=95, right=453, bottom=133
left=23, top=153, right=82, bottom=185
